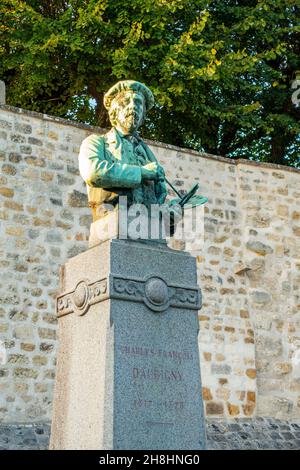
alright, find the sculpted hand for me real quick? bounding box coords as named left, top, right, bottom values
left=141, top=162, right=157, bottom=181
left=156, top=164, right=165, bottom=182
left=141, top=162, right=165, bottom=182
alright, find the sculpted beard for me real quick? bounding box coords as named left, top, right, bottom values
left=123, top=110, right=141, bottom=131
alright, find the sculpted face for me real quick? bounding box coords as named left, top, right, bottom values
left=113, top=90, right=145, bottom=134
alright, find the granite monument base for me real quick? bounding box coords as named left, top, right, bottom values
left=50, top=238, right=206, bottom=450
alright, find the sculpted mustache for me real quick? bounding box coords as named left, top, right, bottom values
left=125, top=112, right=139, bottom=118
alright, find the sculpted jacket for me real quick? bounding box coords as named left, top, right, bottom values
left=79, top=127, right=167, bottom=211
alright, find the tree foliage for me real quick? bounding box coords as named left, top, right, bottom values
left=1, top=0, right=299, bottom=166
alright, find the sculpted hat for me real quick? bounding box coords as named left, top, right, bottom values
left=104, top=80, right=154, bottom=111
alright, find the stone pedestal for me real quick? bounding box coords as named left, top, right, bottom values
left=50, top=239, right=206, bottom=450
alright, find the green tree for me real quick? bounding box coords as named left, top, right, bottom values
left=1, top=0, right=299, bottom=167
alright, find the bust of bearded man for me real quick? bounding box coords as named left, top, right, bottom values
left=79, top=80, right=168, bottom=222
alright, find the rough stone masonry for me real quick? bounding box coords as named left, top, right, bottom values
left=0, top=104, right=299, bottom=430
left=2, top=418, right=300, bottom=450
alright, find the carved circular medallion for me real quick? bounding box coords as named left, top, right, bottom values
left=73, top=280, right=89, bottom=315
left=144, top=276, right=169, bottom=312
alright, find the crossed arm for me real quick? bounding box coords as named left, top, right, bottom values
left=79, top=134, right=165, bottom=193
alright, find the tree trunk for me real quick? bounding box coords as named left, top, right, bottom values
left=95, top=99, right=110, bottom=129
left=219, top=124, right=238, bottom=157
left=270, top=136, right=286, bottom=166
left=87, top=84, right=109, bottom=129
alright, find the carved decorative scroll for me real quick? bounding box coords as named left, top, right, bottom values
left=56, top=274, right=201, bottom=317
left=56, top=278, right=108, bottom=317
left=110, top=274, right=201, bottom=313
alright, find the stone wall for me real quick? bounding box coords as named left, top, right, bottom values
left=2, top=418, right=300, bottom=450
left=0, top=105, right=299, bottom=424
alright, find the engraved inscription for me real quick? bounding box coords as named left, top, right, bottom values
left=120, top=342, right=191, bottom=422
left=120, top=345, right=194, bottom=364
left=133, top=399, right=184, bottom=412
left=132, top=367, right=183, bottom=382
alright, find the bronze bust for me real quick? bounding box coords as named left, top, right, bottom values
left=79, top=80, right=168, bottom=221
